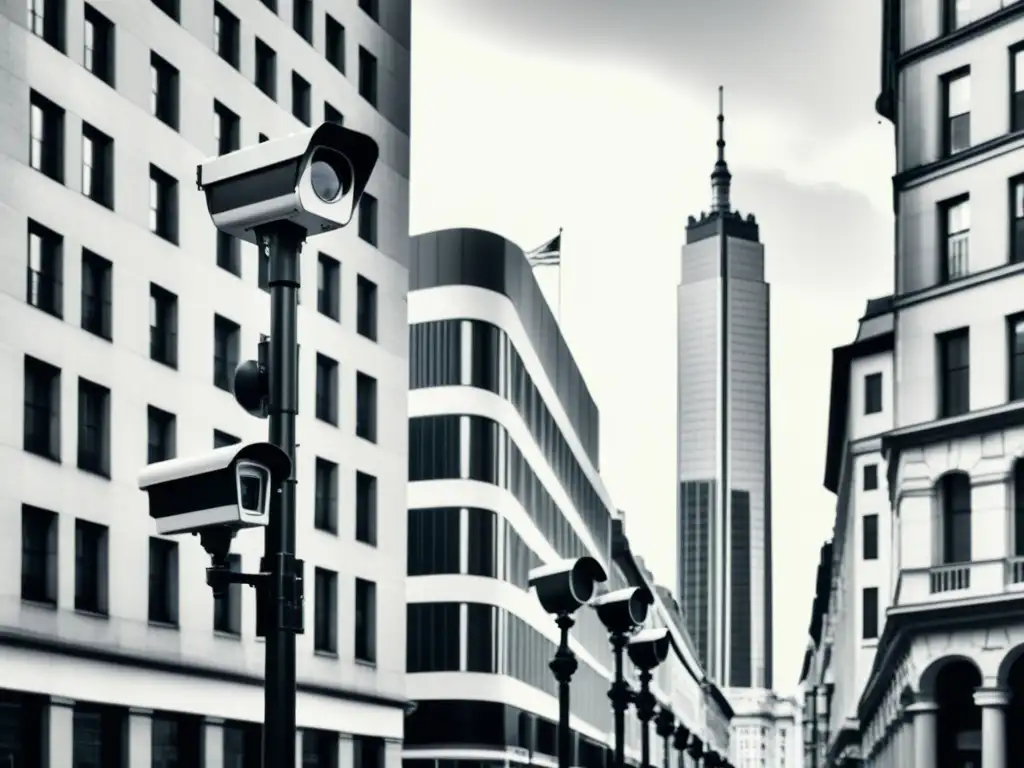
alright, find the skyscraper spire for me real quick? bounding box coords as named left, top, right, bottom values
left=710, top=85, right=732, bottom=214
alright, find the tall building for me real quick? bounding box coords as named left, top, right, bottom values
left=676, top=91, right=773, bottom=691
left=1, top=0, right=410, bottom=765
left=727, top=690, right=801, bottom=768
left=403, top=227, right=733, bottom=768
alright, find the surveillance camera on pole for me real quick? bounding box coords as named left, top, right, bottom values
left=197, top=122, right=379, bottom=768
left=628, top=628, right=671, bottom=768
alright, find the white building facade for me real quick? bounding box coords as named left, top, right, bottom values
left=726, top=689, right=801, bottom=768
left=1, top=0, right=411, bottom=765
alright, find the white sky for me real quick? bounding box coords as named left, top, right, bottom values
left=408, top=2, right=895, bottom=694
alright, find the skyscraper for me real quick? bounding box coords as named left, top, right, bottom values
left=676, top=89, right=773, bottom=691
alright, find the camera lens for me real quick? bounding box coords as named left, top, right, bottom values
left=309, top=149, right=353, bottom=204
left=239, top=475, right=263, bottom=513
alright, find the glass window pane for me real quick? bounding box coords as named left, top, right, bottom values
left=948, top=75, right=970, bottom=115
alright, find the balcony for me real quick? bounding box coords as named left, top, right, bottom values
left=896, top=557, right=1024, bottom=605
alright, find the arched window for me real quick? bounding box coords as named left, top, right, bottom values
left=938, top=472, right=971, bottom=564
left=1014, top=460, right=1024, bottom=557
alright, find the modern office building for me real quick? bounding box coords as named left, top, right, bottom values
left=404, top=227, right=732, bottom=768
left=676, top=93, right=772, bottom=692
left=727, top=690, right=800, bottom=768
left=1, top=0, right=410, bottom=765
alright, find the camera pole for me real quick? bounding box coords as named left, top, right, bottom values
left=550, top=615, right=578, bottom=768
left=635, top=669, right=656, bottom=768
left=608, top=633, right=631, bottom=768
left=258, top=223, right=306, bottom=768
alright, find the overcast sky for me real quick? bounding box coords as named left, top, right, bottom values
left=408, top=0, right=894, bottom=694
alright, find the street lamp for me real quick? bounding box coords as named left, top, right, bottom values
left=592, top=587, right=654, bottom=768
left=528, top=558, right=608, bottom=768
left=627, top=628, right=670, bottom=768
left=654, top=707, right=675, bottom=768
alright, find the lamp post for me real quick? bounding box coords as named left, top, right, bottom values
left=627, top=629, right=670, bottom=768
left=654, top=707, right=675, bottom=768
left=671, top=725, right=690, bottom=768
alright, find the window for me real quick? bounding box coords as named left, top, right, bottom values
left=406, top=603, right=460, bottom=671
left=1012, top=178, right=1024, bottom=264
left=316, top=253, right=341, bottom=320
left=941, top=196, right=969, bottom=282
left=255, top=39, right=277, bottom=99
left=314, top=458, right=338, bottom=533
left=150, top=53, right=179, bottom=130
left=353, top=737, right=384, bottom=768
left=213, top=2, right=239, bottom=68
left=864, top=372, right=882, bottom=414
left=148, top=537, right=178, bottom=625
left=862, top=514, right=879, bottom=560
left=943, top=0, right=970, bottom=33
left=28, top=0, right=65, bottom=50
left=152, top=0, right=179, bottom=22
left=149, top=284, right=178, bottom=368
left=83, top=4, right=115, bottom=85
left=940, top=472, right=972, bottom=563
left=213, top=429, right=240, bottom=448
left=29, top=91, right=65, bottom=183
left=80, top=249, right=112, bottom=340
left=293, top=0, right=312, bottom=42
left=223, top=722, right=261, bottom=768
left=862, top=587, right=879, bottom=640
left=863, top=463, right=879, bottom=491
left=77, top=378, right=110, bottom=477
left=358, top=47, right=378, bottom=106
left=325, top=15, right=345, bottom=72
left=1011, top=314, right=1024, bottom=401
left=358, top=0, right=379, bottom=22
left=356, top=471, right=376, bottom=546
left=1013, top=461, right=1024, bottom=556
left=314, top=568, right=337, bottom=653
left=73, top=704, right=122, bottom=768
left=324, top=101, right=343, bottom=125
left=149, top=164, right=179, bottom=243
left=147, top=406, right=176, bottom=464
left=214, top=101, right=240, bottom=155
left=75, top=519, right=107, bottom=614
left=259, top=133, right=269, bottom=143
left=942, top=70, right=970, bottom=155
left=358, top=194, right=378, bottom=246
left=217, top=231, right=241, bottom=276
left=292, top=72, right=311, bottom=125
left=938, top=328, right=970, bottom=418
left=26, top=219, right=63, bottom=318
left=23, top=355, right=61, bottom=460
left=356, top=275, right=377, bottom=340
left=407, top=507, right=459, bottom=575
left=354, top=578, right=376, bottom=663
left=466, top=602, right=497, bottom=672
left=259, top=0, right=277, bottom=10
left=302, top=730, right=338, bottom=768
left=213, top=315, right=241, bottom=392
left=81, top=123, right=113, bottom=208
left=356, top=373, right=377, bottom=442
left=315, top=354, right=339, bottom=424
left=21, top=505, right=58, bottom=604
left=213, top=553, right=242, bottom=635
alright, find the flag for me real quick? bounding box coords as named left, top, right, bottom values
left=525, top=230, right=561, bottom=266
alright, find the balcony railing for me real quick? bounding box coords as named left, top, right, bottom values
left=897, top=558, right=1024, bottom=605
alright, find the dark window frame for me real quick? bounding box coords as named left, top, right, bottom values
left=148, top=537, right=179, bottom=625
left=26, top=219, right=63, bottom=319
left=315, top=353, right=339, bottom=424
left=150, top=52, right=180, bottom=131
left=81, top=248, right=113, bottom=340
left=81, top=122, right=114, bottom=209
left=254, top=38, right=277, bottom=99
left=83, top=3, right=115, bottom=85
left=325, top=15, right=345, bottom=73
left=1011, top=312, right=1024, bottom=401
left=940, top=472, right=972, bottom=564
left=1011, top=43, right=1024, bottom=133
left=214, top=100, right=240, bottom=155
left=213, top=314, right=241, bottom=392
left=938, top=327, right=970, bottom=418
left=358, top=0, right=379, bottom=22
left=941, top=67, right=971, bottom=157
left=355, top=372, right=377, bottom=442
left=147, top=405, right=176, bottom=464
left=358, top=46, right=378, bottom=107
left=356, top=275, right=378, bottom=340
left=212, top=553, right=243, bottom=635
left=149, top=164, right=179, bottom=244
left=1011, top=175, right=1024, bottom=264
left=217, top=230, right=241, bottom=276
left=861, top=587, right=879, bottom=640
left=23, top=355, right=61, bottom=461
left=358, top=194, right=378, bottom=246
left=213, top=2, right=240, bottom=69
left=313, top=567, right=338, bottom=653
left=864, top=372, right=883, bottom=414
left=324, top=101, right=343, bottom=125
left=291, top=71, right=311, bottom=125
left=77, top=377, right=111, bottom=478
left=74, top=518, right=108, bottom=615
left=22, top=504, right=58, bottom=605
left=942, top=0, right=970, bottom=34
left=355, top=471, right=377, bottom=546
left=29, top=90, right=65, bottom=183
left=29, top=0, right=67, bottom=51
left=293, top=0, right=312, bottom=42
left=354, top=578, right=376, bottom=664
left=151, top=0, right=180, bottom=23
left=863, top=463, right=879, bottom=492
left=317, top=252, right=340, bottom=320
left=314, top=457, right=338, bottom=534
left=862, top=514, right=879, bottom=560
left=939, top=194, right=970, bottom=283
left=150, top=283, right=178, bottom=368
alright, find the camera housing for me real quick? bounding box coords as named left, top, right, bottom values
left=138, top=441, right=291, bottom=536
left=528, top=557, right=608, bottom=616
left=627, top=627, right=672, bottom=671
left=672, top=724, right=691, bottom=752
left=196, top=122, right=379, bottom=244
left=591, top=586, right=654, bottom=634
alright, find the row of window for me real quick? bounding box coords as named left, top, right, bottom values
left=19, top=503, right=380, bottom=661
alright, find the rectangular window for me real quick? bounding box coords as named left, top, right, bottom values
left=149, top=283, right=178, bottom=368
left=293, top=0, right=312, bottom=42
left=355, top=471, right=377, bottom=546
left=941, top=473, right=973, bottom=564
left=358, top=194, right=378, bottom=246
left=325, top=15, right=345, bottom=72
left=81, top=122, right=113, bottom=208
left=217, top=231, right=240, bottom=276
left=291, top=72, right=311, bottom=125
left=214, top=101, right=240, bottom=155
left=1012, top=177, right=1024, bottom=264
left=1011, top=314, right=1024, bottom=401
left=864, top=372, right=882, bottom=414
left=213, top=429, right=240, bottom=448
left=150, top=52, right=179, bottom=130
left=353, top=736, right=384, bottom=768
left=213, top=2, right=239, bottom=69
left=863, top=514, right=879, bottom=560
left=26, top=219, right=63, bottom=318
left=324, top=101, right=343, bottom=125
left=149, top=164, right=179, bottom=243
left=77, top=378, right=110, bottom=477
left=23, top=355, right=61, bottom=461
left=943, top=70, right=971, bottom=156
left=255, top=38, right=277, bottom=99
left=259, top=0, right=277, bottom=10
left=213, top=553, right=242, bottom=635
left=302, top=730, right=339, bottom=768
left=863, top=463, right=879, bottom=491
left=317, top=252, right=340, bottom=320
left=30, top=91, right=65, bottom=183
left=29, top=0, right=66, bottom=51
left=943, top=0, right=971, bottom=33
left=75, top=519, right=108, bottom=614
left=213, top=315, right=241, bottom=392
left=314, top=458, right=338, bottom=533
left=862, top=587, right=879, bottom=639
left=315, top=354, right=339, bottom=424
left=21, top=504, right=58, bottom=604
left=148, top=537, right=178, bottom=625
left=938, top=328, right=970, bottom=418
left=358, top=47, right=378, bottom=107
left=358, top=0, right=379, bottom=22
left=356, top=372, right=377, bottom=442
left=354, top=578, right=376, bottom=663
left=356, top=275, right=378, bottom=341
left=83, top=3, right=115, bottom=85
left=147, top=405, right=176, bottom=464
left=81, top=249, right=112, bottom=340
left=940, top=196, right=970, bottom=282
left=314, top=567, right=337, bottom=653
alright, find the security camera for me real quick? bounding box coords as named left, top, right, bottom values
left=591, top=586, right=653, bottom=634
left=687, top=736, right=704, bottom=759
left=528, top=557, right=608, bottom=616
left=672, top=724, right=691, bottom=752
left=138, top=441, right=291, bottom=538
left=196, top=122, right=379, bottom=244
left=627, top=627, right=671, bottom=671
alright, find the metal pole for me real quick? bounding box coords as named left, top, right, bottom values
left=635, top=670, right=655, bottom=768
left=550, top=615, right=578, bottom=768
left=608, top=634, right=630, bottom=768
left=260, top=223, right=305, bottom=768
